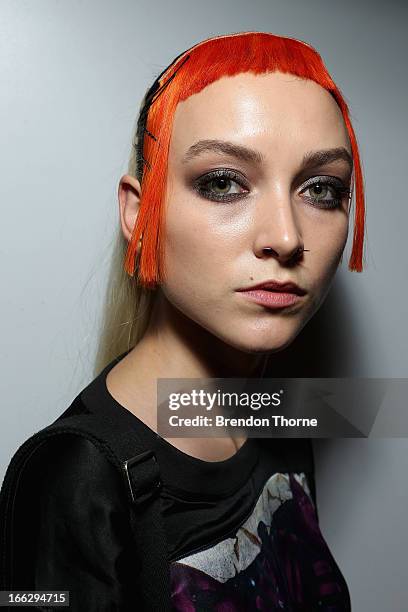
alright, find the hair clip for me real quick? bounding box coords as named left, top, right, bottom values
left=136, top=53, right=192, bottom=175
left=144, top=127, right=158, bottom=141
left=147, top=53, right=191, bottom=107
left=132, top=128, right=157, bottom=152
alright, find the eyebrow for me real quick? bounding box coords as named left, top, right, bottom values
left=182, top=139, right=264, bottom=165
left=181, top=139, right=353, bottom=173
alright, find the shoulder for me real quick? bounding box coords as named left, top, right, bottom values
left=34, top=433, right=118, bottom=475
left=18, top=432, right=129, bottom=513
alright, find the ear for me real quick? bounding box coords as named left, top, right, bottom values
left=118, top=174, right=142, bottom=244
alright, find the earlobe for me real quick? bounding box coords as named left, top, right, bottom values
left=118, top=174, right=142, bottom=244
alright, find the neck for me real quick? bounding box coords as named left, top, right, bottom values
left=136, top=289, right=269, bottom=379
left=106, top=290, right=269, bottom=458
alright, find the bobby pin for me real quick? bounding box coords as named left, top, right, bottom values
left=147, top=54, right=191, bottom=107
left=144, top=127, right=158, bottom=141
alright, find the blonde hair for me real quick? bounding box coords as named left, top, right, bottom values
left=92, top=103, right=157, bottom=377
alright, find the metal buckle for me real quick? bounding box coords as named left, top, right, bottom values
left=123, top=450, right=162, bottom=507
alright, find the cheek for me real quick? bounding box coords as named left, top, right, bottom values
left=160, top=199, right=233, bottom=314
left=164, top=216, right=217, bottom=281
left=309, top=215, right=349, bottom=298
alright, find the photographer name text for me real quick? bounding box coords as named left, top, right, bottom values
left=168, top=415, right=318, bottom=428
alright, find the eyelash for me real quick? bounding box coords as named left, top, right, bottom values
left=193, top=169, right=351, bottom=209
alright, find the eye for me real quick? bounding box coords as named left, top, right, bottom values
left=299, top=176, right=351, bottom=209
left=193, top=169, right=250, bottom=202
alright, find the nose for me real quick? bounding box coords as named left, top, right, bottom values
left=253, top=191, right=305, bottom=265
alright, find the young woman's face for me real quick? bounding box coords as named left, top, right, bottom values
left=160, top=71, right=352, bottom=353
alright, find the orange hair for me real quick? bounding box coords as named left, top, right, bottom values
left=124, top=31, right=366, bottom=287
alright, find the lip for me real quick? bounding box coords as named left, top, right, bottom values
left=238, top=289, right=304, bottom=309
left=236, top=279, right=307, bottom=310
left=236, top=279, right=307, bottom=295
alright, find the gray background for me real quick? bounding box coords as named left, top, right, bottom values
left=1, top=0, right=407, bottom=609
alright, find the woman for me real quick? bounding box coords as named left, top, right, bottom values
left=1, top=31, right=364, bottom=610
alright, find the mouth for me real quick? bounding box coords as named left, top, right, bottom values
left=236, top=279, right=307, bottom=310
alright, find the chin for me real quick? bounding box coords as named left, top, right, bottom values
left=217, top=324, right=302, bottom=355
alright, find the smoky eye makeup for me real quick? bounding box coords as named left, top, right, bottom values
left=298, top=175, right=352, bottom=209
left=190, top=166, right=351, bottom=209
left=191, top=168, right=250, bottom=202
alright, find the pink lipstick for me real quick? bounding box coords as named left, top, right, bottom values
left=236, top=279, right=306, bottom=310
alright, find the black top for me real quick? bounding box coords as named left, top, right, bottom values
left=6, top=352, right=351, bottom=610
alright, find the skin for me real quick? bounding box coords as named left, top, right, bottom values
left=107, top=71, right=352, bottom=461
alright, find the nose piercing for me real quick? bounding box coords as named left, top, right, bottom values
left=263, top=247, right=309, bottom=254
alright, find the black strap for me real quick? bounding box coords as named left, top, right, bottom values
left=0, top=412, right=171, bottom=611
